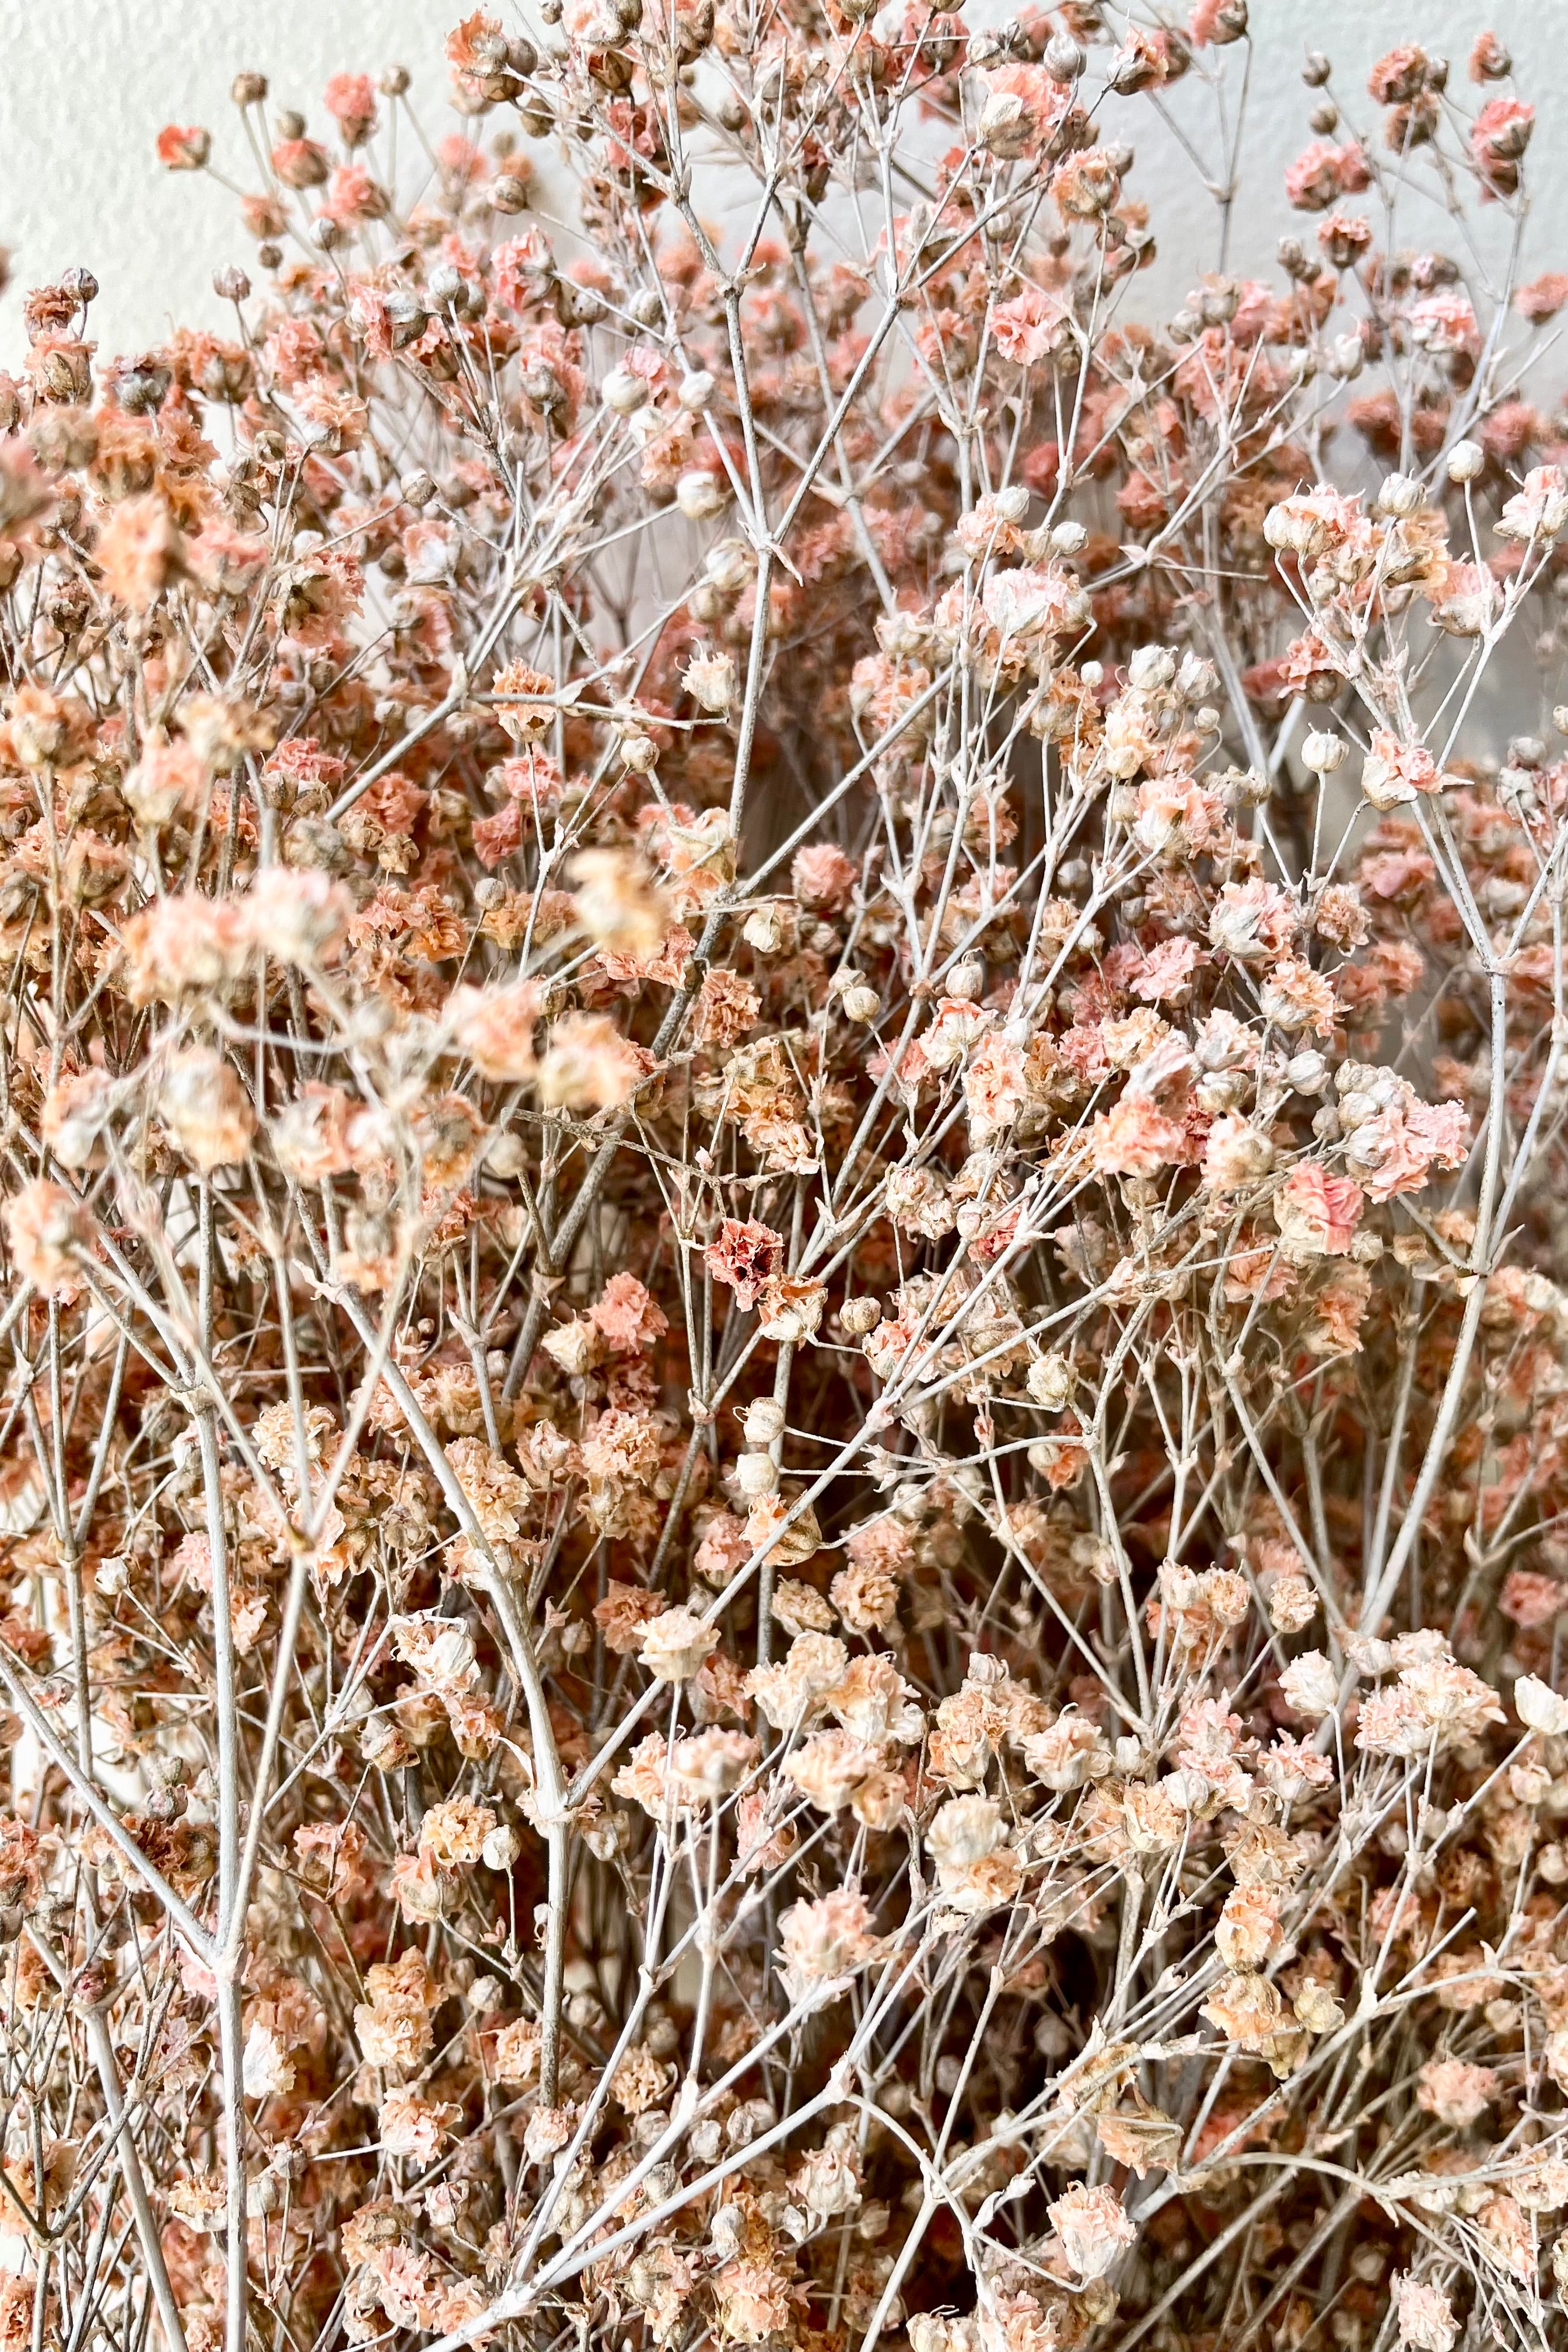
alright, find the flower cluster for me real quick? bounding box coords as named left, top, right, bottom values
left=3, top=11, right=1568, bottom=2352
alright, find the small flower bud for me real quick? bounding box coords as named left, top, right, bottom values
left=1286, top=1051, right=1329, bottom=1094
left=1376, top=471, right=1424, bottom=518
left=481, top=1824, right=522, bottom=1871
left=1301, top=50, right=1331, bottom=85
left=1043, top=30, right=1084, bottom=77
left=602, top=363, right=650, bottom=415
left=231, top=71, right=269, bottom=105
left=704, top=537, right=752, bottom=592
left=213, top=265, right=251, bottom=302
left=1027, top=1352, right=1073, bottom=1409
left=401, top=470, right=436, bottom=508
left=1300, top=730, right=1346, bottom=774
left=741, top=1397, right=786, bottom=1446
left=677, top=469, right=729, bottom=521
left=839, top=1297, right=881, bottom=1336
left=1128, top=645, right=1176, bottom=691
left=1446, top=438, right=1484, bottom=483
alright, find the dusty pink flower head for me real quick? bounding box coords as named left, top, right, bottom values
left=1274, top=1162, right=1364, bottom=1258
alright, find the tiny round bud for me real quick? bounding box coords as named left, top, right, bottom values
left=401, top=469, right=437, bottom=508
left=602, top=363, right=650, bottom=415
left=481, top=1823, right=522, bottom=1871
left=1301, top=50, right=1331, bottom=86
left=629, top=289, right=664, bottom=328
left=231, top=71, right=269, bottom=105
left=275, top=109, right=307, bottom=140
left=677, top=469, right=729, bottom=522
left=1301, top=730, right=1346, bottom=775
left=741, top=1397, right=786, bottom=1446
left=1128, top=644, right=1176, bottom=691
left=1509, top=735, right=1546, bottom=770
left=63, top=267, right=99, bottom=306
left=1446, top=438, right=1485, bottom=484
left=1079, top=660, right=1104, bottom=689
left=213, top=265, right=251, bottom=303
left=427, top=262, right=466, bottom=308
left=839, top=1296, right=882, bottom=1336
left=619, top=732, right=659, bottom=773
left=1049, top=520, right=1088, bottom=555
left=678, top=369, right=715, bottom=411
left=257, top=242, right=283, bottom=271
left=839, top=984, right=881, bottom=1023
left=491, top=173, right=531, bottom=212
left=380, top=65, right=411, bottom=96
left=946, top=952, right=985, bottom=1000
left=1027, top=1352, right=1073, bottom=1410
left=1043, top=30, right=1084, bottom=78
left=1376, top=471, right=1423, bottom=519
left=1286, top=1050, right=1329, bottom=1094
left=735, top=1451, right=779, bottom=1497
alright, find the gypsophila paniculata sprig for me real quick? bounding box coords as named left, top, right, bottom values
left=1, top=10, right=1568, bottom=2352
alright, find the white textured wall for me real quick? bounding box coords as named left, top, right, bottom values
left=1, top=0, right=1564, bottom=358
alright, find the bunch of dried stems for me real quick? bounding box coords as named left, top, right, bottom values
left=1, top=9, right=1568, bottom=2351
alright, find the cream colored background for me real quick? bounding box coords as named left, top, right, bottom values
left=0, top=0, right=1564, bottom=362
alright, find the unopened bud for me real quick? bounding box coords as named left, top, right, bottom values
left=602, top=363, right=650, bottom=415
left=741, top=1397, right=786, bottom=1446
left=1376, top=471, right=1423, bottom=518
left=1301, top=730, right=1346, bottom=774
left=735, top=1451, right=779, bottom=1497
left=677, top=469, right=728, bottom=521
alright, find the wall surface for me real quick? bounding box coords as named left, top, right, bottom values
left=0, top=0, right=1563, bottom=363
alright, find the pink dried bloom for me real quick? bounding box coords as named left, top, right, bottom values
left=1393, top=2276, right=1457, bottom=2352
left=6, top=1180, right=92, bottom=1297
left=1048, top=2183, right=1138, bottom=2279
left=778, top=1885, right=877, bottom=2003
left=705, top=1217, right=785, bottom=1310
left=158, top=1049, right=256, bottom=1170
left=1274, top=1162, right=1364, bottom=1258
